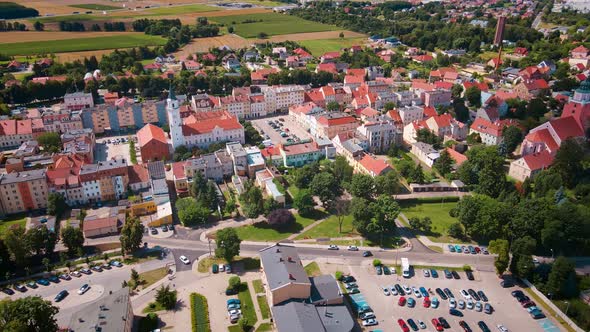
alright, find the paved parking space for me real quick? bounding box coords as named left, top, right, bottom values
left=251, top=115, right=313, bottom=145
left=346, top=262, right=552, bottom=332
left=95, top=134, right=137, bottom=162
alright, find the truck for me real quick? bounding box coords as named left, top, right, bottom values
left=401, top=257, right=410, bottom=278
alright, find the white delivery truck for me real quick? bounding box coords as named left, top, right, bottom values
left=401, top=257, right=410, bottom=278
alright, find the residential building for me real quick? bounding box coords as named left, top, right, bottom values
left=313, top=112, right=358, bottom=139
left=508, top=150, right=554, bottom=182
left=181, top=110, right=244, bottom=149
left=568, top=45, right=590, bottom=68
left=424, top=89, right=452, bottom=107
left=67, top=287, right=133, bottom=332
left=514, top=79, right=549, bottom=100
left=61, top=128, right=95, bottom=163
left=397, top=105, right=424, bottom=124
left=262, top=85, right=305, bottom=113
left=469, top=118, right=505, bottom=146
left=64, top=92, right=94, bottom=110
left=521, top=116, right=585, bottom=156
left=0, top=119, right=37, bottom=149
left=137, top=124, right=170, bottom=162
left=0, top=169, right=48, bottom=215
left=279, top=141, right=324, bottom=167
left=356, top=153, right=392, bottom=177
left=411, top=142, right=440, bottom=167
left=255, top=168, right=285, bottom=205
left=172, top=150, right=233, bottom=195
left=356, top=118, right=399, bottom=153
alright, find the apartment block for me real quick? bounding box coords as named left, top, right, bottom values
left=0, top=169, right=48, bottom=215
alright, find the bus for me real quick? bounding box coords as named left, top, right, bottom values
left=401, top=257, right=410, bottom=278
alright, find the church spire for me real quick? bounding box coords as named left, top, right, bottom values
left=168, top=82, right=176, bottom=101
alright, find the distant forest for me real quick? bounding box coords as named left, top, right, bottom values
left=0, top=2, right=39, bottom=20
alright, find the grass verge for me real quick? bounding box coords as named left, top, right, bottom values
left=257, top=295, right=271, bottom=319
left=132, top=267, right=169, bottom=291
left=523, top=289, right=576, bottom=332
left=304, top=261, right=321, bottom=277
left=298, top=37, right=365, bottom=55
left=252, top=279, right=264, bottom=294
left=428, top=245, right=444, bottom=253
left=0, top=213, right=27, bottom=235
left=255, top=323, right=273, bottom=332
left=142, top=301, right=165, bottom=313
left=191, top=293, right=211, bottom=332
left=197, top=256, right=260, bottom=273
left=238, top=283, right=257, bottom=329
left=232, top=210, right=326, bottom=242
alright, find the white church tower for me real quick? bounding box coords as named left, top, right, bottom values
left=167, top=84, right=185, bottom=149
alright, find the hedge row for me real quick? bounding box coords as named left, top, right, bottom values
left=190, top=293, right=211, bottom=332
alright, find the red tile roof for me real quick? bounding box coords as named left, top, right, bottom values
left=280, top=142, right=319, bottom=156
left=0, top=119, right=33, bottom=136
left=182, top=111, right=242, bottom=135
left=317, top=115, right=357, bottom=126
left=172, top=161, right=187, bottom=180
left=346, top=68, right=365, bottom=77
left=445, top=148, right=467, bottom=166
left=463, top=81, right=489, bottom=92
left=322, top=51, right=340, bottom=59
left=128, top=164, right=149, bottom=184
left=317, top=63, right=338, bottom=74
left=435, top=81, right=454, bottom=90
left=470, top=118, right=502, bottom=137
left=361, top=107, right=379, bottom=118
left=495, top=89, right=518, bottom=101
left=550, top=116, right=584, bottom=141
left=521, top=79, right=549, bottom=91
left=358, top=154, right=391, bottom=176
left=525, top=129, right=559, bottom=152
left=571, top=45, right=589, bottom=54
left=137, top=124, right=167, bottom=147
left=522, top=150, right=554, bottom=171
left=423, top=106, right=437, bottom=118
left=83, top=217, right=119, bottom=232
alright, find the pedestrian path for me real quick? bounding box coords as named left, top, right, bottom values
left=247, top=279, right=272, bottom=331
left=286, top=216, right=328, bottom=240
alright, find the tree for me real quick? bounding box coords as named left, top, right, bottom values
left=130, top=269, right=140, bottom=288
left=331, top=156, right=353, bottom=184
left=415, top=128, right=442, bottom=149
left=374, top=170, right=400, bottom=195
left=464, top=86, right=482, bottom=107
left=409, top=164, right=425, bottom=184
left=33, top=21, right=44, bottom=31
left=293, top=189, right=314, bottom=215
left=501, top=126, right=523, bottom=154
left=176, top=197, right=210, bottom=226
left=349, top=174, right=375, bottom=200
left=510, top=235, right=536, bottom=277
left=238, top=317, right=250, bottom=332
left=0, top=296, right=59, bottom=332
left=326, top=101, right=340, bottom=111
left=37, top=132, right=61, bottom=153
left=350, top=197, right=373, bottom=235
left=61, top=226, right=84, bottom=255
left=409, top=217, right=422, bottom=230
left=25, top=227, right=56, bottom=257
left=4, top=226, right=30, bottom=267
left=42, top=257, right=51, bottom=272
left=47, top=193, right=67, bottom=217
left=228, top=276, right=241, bottom=291
left=552, top=139, right=584, bottom=188
left=434, top=149, right=454, bottom=176
left=266, top=209, right=295, bottom=229
left=228, top=26, right=234, bottom=33
left=448, top=222, right=464, bottom=239
left=310, top=172, right=341, bottom=209
left=293, top=163, right=319, bottom=188
left=119, top=216, right=144, bottom=254
left=546, top=256, right=578, bottom=299
left=533, top=170, right=562, bottom=197
left=339, top=32, right=344, bottom=39
left=215, top=228, right=241, bottom=262
left=488, top=239, right=509, bottom=275
left=155, top=285, right=177, bottom=310
left=239, top=181, right=264, bottom=218
left=333, top=198, right=350, bottom=234
left=263, top=198, right=280, bottom=217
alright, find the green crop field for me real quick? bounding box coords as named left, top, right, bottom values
left=69, top=4, right=121, bottom=11
left=2, top=34, right=167, bottom=56
left=33, top=14, right=97, bottom=23
left=299, top=37, right=366, bottom=55
left=109, top=4, right=219, bottom=18
left=212, top=13, right=340, bottom=38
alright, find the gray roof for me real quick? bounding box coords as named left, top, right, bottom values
left=310, top=275, right=341, bottom=304
left=147, top=161, right=166, bottom=180
left=259, top=244, right=310, bottom=291
left=67, top=287, right=132, bottom=332
left=0, top=169, right=46, bottom=184
left=271, top=301, right=353, bottom=332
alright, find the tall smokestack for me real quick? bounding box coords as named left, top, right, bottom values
left=494, top=16, right=506, bottom=46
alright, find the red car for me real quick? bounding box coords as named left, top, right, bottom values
left=398, top=318, right=410, bottom=332
left=423, top=296, right=431, bottom=308
left=398, top=296, right=407, bottom=306
left=431, top=318, right=444, bottom=332
left=475, top=247, right=481, bottom=253
left=522, top=300, right=536, bottom=308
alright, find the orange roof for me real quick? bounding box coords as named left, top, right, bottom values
left=361, top=107, right=379, bottom=118
left=128, top=164, right=149, bottom=184
left=525, top=129, right=559, bottom=152
left=344, top=75, right=365, bottom=84
left=423, top=106, right=437, bottom=117
left=172, top=161, right=188, bottom=180
left=317, top=63, right=338, bottom=74
left=0, top=119, right=32, bottom=136
left=83, top=217, right=119, bottom=232
left=463, top=81, right=489, bottom=92
left=358, top=154, right=391, bottom=176
left=137, top=124, right=167, bottom=147
left=182, top=110, right=242, bottom=135
left=445, top=148, right=467, bottom=166
left=571, top=45, right=589, bottom=54
left=470, top=118, right=501, bottom=137
left=346, top=68, right=365, bottom=77
left=522, top=150, right=554, bottom=171
left=317, top=115, right=357, bottom=126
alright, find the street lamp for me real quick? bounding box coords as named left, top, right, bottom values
left=564, top=301, right=570, bottom=316
left=550, top=248, right=554, bottom=259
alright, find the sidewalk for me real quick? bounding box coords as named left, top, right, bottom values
left=286, top=216, right=327, bottom=240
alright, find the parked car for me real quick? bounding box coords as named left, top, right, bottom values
left=37, top=279, right=51, bottom=286
left=347, top=245, right=358, bottom=251
left=91, top=266, right=102, bottom=272
left=431, top=297, right=440, bottom=308
left=382, top=287, right=390, bottom=296
left=452, top=271, right=461, bottom=279
left=398, top=319, right=410, bottom=332
left=227, top=298, right=240, bottom=306
left=398, top=296, right=407, bottom=306
left=328, top=245, right=339, bottom=250
left=458, top=300, right=466, bottom=309
left=500, top=280, right=514, bottom=288
left=227, top=303, right=241, bottom=310
left=212, top=264, right=219, bottom=273
left=444, top=288, right=455, bottom=299
left=418, top=320, right=427, bottom=329
left=54, top=290, right=69, bottom=302
left=348, top=288, right=360, bottom=294
left=448, top=244, right=455, bottom=252
left=438, top=317, right=450, bottom=329
left=466, top=270, right=475, bottom=280
left=362, top=318, right=378, bottom=326
left=412, top=287, right=421, bottom=298
left=449, top=298, right=457, bottom=308
left=359, top=311, right=375, bottom=320
left=1, top=288, right=14, bottom=295
left=436, top=288, right=448, bottom=300
left=407, top=297, right=416, bottom=308
left=423, top=297, right=431, bottom=308
left=101, top=263, right=111, bottom=270
left=344, top=282, right=358, bottom=289
left=450, top=308, right=464, bottom=317
left=478, top=290, right=488, bottom=302
left=423, top=269, right=430, bottom=277
left=444, top=270, right=452, bottom=279
left=431, top=269, right=439, bottom=278
left=161, top=225, right=168, bottom=232
left=395, top=284, right=404, bottom=295
left=484, top=303, right=493, bottom=314
left=219, top=264, right=225, bottom=272
left=402, top=285, right=411, bottom=294
left=459, top=320, right=473, bottom=332
left=475, top=302, right=483, bottom=312
left=431, top=318, right=444, bottom=332
left=468, top=289, right=480, bottom=301
left=70, top=271, right=82, bottom=278
left=14, top=284, right=26, bottom=292
left=363, top=251, right=373, bottom=257
left=454, top=244, right=461, bottom=252
left=78, top=284, right=90, bottom=295
left=375, top=265, right=382, bottom=275
left=407, top=318, right=419, bottom=332
left=511, top=290, right=524, bottom=298
left=466, top=300, right=474, bottom=310
left=460, top=289, right=471, bottom=300
left=390, top=285, right=398, bottom=295
left=496, top=324, right=509, bottom=332
left=225, top=264, right=232, bottom=273
left=383, top=266, right=391, bottom=275
left=150, top=228, right=158, bottom=235
left=26, top=281, right=38, bottom=289
left=419, top=286, right=428, bottom=297
left=342, top=276, right=356, bottom=283
left=48, top=275, right=60, bottom=283
left=167, top=224, right=174, bottom=231
left=478, top=321, right=491, bottom=332
left=59, top=274, right=71, bottom=280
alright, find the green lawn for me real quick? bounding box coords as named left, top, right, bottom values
left=134, top=267, right=169, bottom=291
left=295, top=214, right=355, bottom=240
left=304, top=262, right=321, bottom=277
left=32, top=14, right=97, bottom=23
left=2, top=34, right=167, bottom=56
left=238, top=283, right=257, bottom=329
left=255, top=323, right=273, bottom=332
left=252, top=279, right=264, bottom=294
left=0, top=213, right=26, bottom=235
left=399, top=200, right=467, bottom=243
left=211, top=13, right=340, bottom=38
left=232, top=210, right=326, bottom=242
left=256, top=295, right=271, bottom=319
left=298, top=37, right=365, bottom=55
left=69, top=3, right=121, bottom=11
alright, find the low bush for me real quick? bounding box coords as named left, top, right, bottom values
left=190, top=293, right=211, bottom=332
left=372, top=259, right=382, bottom=267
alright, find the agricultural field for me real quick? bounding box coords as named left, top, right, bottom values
left=107, top=4, right=219, bottom=18
left=211, top=13, right=340, bottom=38
left=176, top=34, right=251, bottom=55
left=2, top=33, right=166, bottom=56
left=0, top=31, right=134, bottom=43
left=298, top=37, right=367, bottom=55
left=69, top=3, right=122, bottom=11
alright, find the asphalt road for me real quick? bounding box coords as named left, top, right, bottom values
left=170, top=248, right=209, bottom=272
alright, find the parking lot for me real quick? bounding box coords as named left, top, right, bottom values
left=94, top=134, right=139, bottom=162
left=345, top=261, right=558, bottom=332
left=251, top=114, right=313, bottom=145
